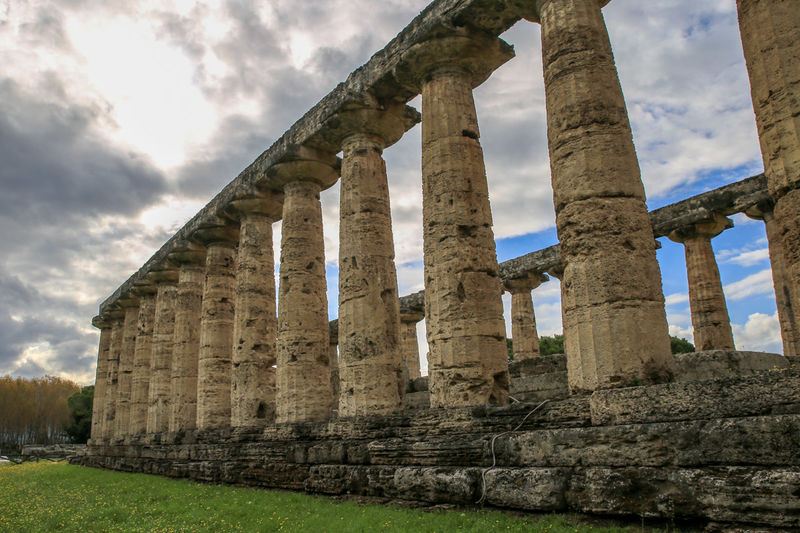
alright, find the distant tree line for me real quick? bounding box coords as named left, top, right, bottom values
left=508, top=334, right=694, bottom=360
left=0, top=375, right=93, bottom=453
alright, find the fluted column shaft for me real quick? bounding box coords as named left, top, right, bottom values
left=114, top=303, right=139, bottom=436
left=103, top=316, right=123, bottom=438
left=749, top=204, right=800, bottom=355
left=421, top=66, right=509, bottom=408
left=197, top=240, right=236, bottom=430
left=130, top=292, right=156, bottom=435
left=683, top=238, right=735, bottom=351
left=737, top=0, right=800, bottom=343
left=338, top=133, right=404, bottom=417
left=231, top=207, right=279, bottom=427
left=538, top=0, right=674, bottom=392
left=510, top=291, right=540, bottom=360
left=169, top=259, right=205, bottom=432
left=90, top=320, right=111, bottom=441
left=399, top=315, right=423, bottom=381
left=147, top=279, right=177, bottom=433
left=276, top=180, right=333, bottom=423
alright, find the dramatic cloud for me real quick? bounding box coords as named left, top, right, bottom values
left=0, top=0, right=784, bottom=381
left=732, top=312, right=783, bottom=354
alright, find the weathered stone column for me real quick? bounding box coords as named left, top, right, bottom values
left=737, top=0, right=800, bottom=350
left=146, top=270, right=178, bottom=434
left=400, top=28, right=514, bottom=407
left=167, top=243, right=206, bottom=432
left=669, top=215, right=736, bottom=351
left=536, top=0, right=674, bottom=391
left=504, top=272, right=549, bottom=361
left=90, top=315, right=112, bottom=441
left=747, top=201, right=800, bottom=355
left=192, top=219, right=238, bottom=431
left=223, top=194, right=283, bottom=428
left=321, top=102, right=418, bottom=417
left=103, top=311, right=124, bottom=439
left=399, top=311, right=423, bottom=381
left=329, top=321, right=340, bottom=410
left=267, top=148, right=338, bottom=423
left=114, top=297, right=139, bottom=437
left=129, top=287, right=156, bottom=435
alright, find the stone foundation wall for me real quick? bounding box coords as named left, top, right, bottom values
left=76, top=366, right=800, bottom=531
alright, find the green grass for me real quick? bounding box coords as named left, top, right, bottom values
left=0, top=462, right=649, bottom=532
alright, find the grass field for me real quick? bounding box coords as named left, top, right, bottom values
left=0, top=462, right=658, bottom=532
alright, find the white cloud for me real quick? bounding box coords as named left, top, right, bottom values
left=665, top=292, right=690, bottom=306
left=724, top=269, right=774, bottom=301
left=732, top=312, right=783, bottom=354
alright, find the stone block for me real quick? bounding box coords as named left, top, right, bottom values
left=674, top=350, right=789, bottom=381
left=590, top=369, right=800, bottom=426
left=482, top=467, right=570, bottom=511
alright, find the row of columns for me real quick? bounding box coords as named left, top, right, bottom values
left=89, top=0, right=800, bottom=439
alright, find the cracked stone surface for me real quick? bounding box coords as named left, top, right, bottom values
left=738, top=0, right=800, bottom=357
left=669, top=215, right=735, bottom=351
left=114, top=303, right=139, bottom=436
left=90, top=318, right=111, bottom=440
left=275, top=174, right=335, bottom=424
left=417, top=31, right=511, bottom=408
left=169, top=256, right=206, bottom=433
left=337, top=129, right=404, bottom=418
left=103, top=315, right=123, bottom=438
left=130, top=292, right=156, bottom=435
left=748, top=203, right=800, bottom=356
left=539, top=0, right=674, bottom=392
left=229, top=199, right=281, bottom=428
left=147, top=279, right=178, bottom=434
left=197, top=237, right=237, bottom=431
left=505, top=274, right=548, bottom=361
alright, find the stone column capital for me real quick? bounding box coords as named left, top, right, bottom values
left=147, top=268, right=179, bottom=286
left=399, top=310, right=424, bottom=324
left=668, top=213, right=732, bottom=243
left=320, top=100, right=420, bottom=151
left=222, top=193, right=284, bottom=223
left=189, top=216, right=239, bottom=247
left=266, top=146, right=340, bottom=191
left=503, top=271, right=549, bottom=293
left=130, top=282, right=158, bottom=297
left=117, top=294, right=140, bottom=309
left=745, top=199, right=776, bottom=222
left=524, top=0, right=611, bottom=23
left=167, top=241, right=207, bottom=267
left=395, top=26, right=514, bottom=91
left=92, top=315, right=113, bottom=330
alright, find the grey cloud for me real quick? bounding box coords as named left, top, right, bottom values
left=0, top=79, right=168, bottom=222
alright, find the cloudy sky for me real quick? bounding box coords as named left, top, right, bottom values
left=0, top=0, right=780, bottom=385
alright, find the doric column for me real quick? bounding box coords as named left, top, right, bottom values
left=129, top=286, right=157, bottom=435
left=114, top=296, right=139, bottom=437
left=400, top=28, right=514, bottom=408
left=504, top=272, right=549, bottom=361
left=192, top=219, right=239, bottom=431
left=222, top=194, right=283, bottom=428
left=669, top=214, right=736, bottom=351
left=321, top=101, right=418, bottom=417
left=89, top=315, right=112, bottom=441
left=146, top=270, right=178, bottom=434
left=747, top=201, right=800, bottom=355
left=737, top=0, right=800, bottom=348
left=399, top=311, right=424, bottom=381
left=536, top=0, right=674, bottom=392
left=267, top=147, right=339, bottom=423
left=167, top=243, right=207, bottom=432
left=103, top=311, right=124, bottom=439
left=329, top=321, right=340, bottom=411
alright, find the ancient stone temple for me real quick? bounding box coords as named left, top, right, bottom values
left=76, top=1, right=800, bottom=530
